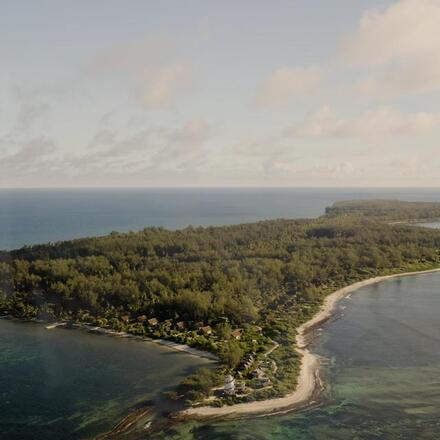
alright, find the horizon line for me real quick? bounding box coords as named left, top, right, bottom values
left=1, top=186, right=440, bottom=191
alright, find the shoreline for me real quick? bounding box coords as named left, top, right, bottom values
left=182, top=267, right=440, bottom=418
left=3, top=267, right=440, bottom=420
left=82, top=326, right=219, bottom=361
left=0, top=317, right=218, bottom=362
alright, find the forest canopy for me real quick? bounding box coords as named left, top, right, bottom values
left=326, top=199, right=440, bottom=221
left=1, top=200, right=440, bottom=403
left=2, top=200, right=440, bottom=327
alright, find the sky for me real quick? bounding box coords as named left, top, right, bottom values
left=1, top=0, right=440, bottom=188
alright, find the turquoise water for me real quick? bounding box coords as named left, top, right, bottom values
left=0, top=320, right=210, bottom=439
left=150, top=273, right=440, bottom=439
left=1, top=188, right=440, bottom=250
left=2, top=188, right=440, bottom=439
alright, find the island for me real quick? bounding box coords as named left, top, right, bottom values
left=1, top=199, right=440, bottom=419
left=326, top=199, right=440, bottom=222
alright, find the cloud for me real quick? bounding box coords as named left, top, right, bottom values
left=255, top=66, right=321, bottom=107
left=0, top=137, right=57, bottom=172
left=88, top=129, right=117, bottom=149
left=342, top=0, right=440, bottom=66
left=267, top=160, right=355, bottom=178
left=171, top=119, right=211, bottom=145
left=341, top=0, right=440, bottom=97
left=134, top=64, right=191, bottom=108
left=88, top=38, right=192, bottom=108
left=115, top=119, right=212, bottom=172
left=12, top=86, right=51, bottom=132
left=286, top=106, right=440, bottom=139
left=355, top=58, right=440, bottom=98
left=73, top=118, right=212, bottom=176
left=0, top=119, right=211, bottom=187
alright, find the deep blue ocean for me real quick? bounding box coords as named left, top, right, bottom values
left=1, top=187, right=440, bottom=250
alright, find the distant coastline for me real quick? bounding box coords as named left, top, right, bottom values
left=182, top=267, right=440, bottom=418
left=2, top=188, right=439, bottom=250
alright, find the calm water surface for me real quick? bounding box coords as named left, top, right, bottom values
left=2, top=188, right=440, bottom=439
left=1, top=187, right=440, bottom=250
left=151, top=273, right=440, bottom=439
left=0, top=320, right=210, bottom=440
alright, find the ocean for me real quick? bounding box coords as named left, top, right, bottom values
left=152, top=272, right=440, bottom=439
left=1, top=187, right=440, bottom=439
left=1, top=187, right=440, bottom=250
left=0, top=318, right=211, bottom=440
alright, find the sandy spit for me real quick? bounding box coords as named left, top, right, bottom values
left=183, top=267, right=440, bottom=418
left=77, top=325, right=219, bottom=361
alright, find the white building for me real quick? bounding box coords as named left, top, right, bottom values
left=224, top=374, right=235, bottom=395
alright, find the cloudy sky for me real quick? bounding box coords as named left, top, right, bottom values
left=1, top=0, right=440, bottom=187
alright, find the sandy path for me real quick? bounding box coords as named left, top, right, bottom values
left=183, top=267, right=440, bottom=418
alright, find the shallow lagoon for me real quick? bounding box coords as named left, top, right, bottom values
left=151, top=272, right=440, bottom=439
left=3, top=273, right=439, bottom=439
left=0, top=320, right=210, bottom=439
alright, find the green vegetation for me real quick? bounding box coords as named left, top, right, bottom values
left=1, top=200, right=440, bottom=406
left=177, top=367, right=222, bottom=402
left=326, top=199, right=440, bottom=221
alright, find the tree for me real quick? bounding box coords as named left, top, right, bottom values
left=221, top=341, right=244, bottom=368
left=216, top=322, right=232, bottom=340
left=177, top=367, right=220, bottom=401
left=173, top=290, right=211, bottom=321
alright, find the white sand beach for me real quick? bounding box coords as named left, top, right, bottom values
left=183, top=267, right=440, bottom=417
